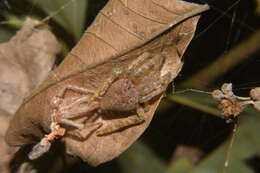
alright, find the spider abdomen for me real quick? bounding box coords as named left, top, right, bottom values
left=100, top=78, right=139, bottom=113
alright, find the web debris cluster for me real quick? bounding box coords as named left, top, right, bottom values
left=212, top=83, right=260, bottom=123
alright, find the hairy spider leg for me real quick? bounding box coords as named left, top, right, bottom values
left=50, top=85, right=97, bottom=128
left=58, top=102, right=101, bottom=139
left=28, top=124, right=65, bottom=160
left=237, top=100, right=260, bottom=111
left=66, top=121, right=102, bottom=139
left=60, top=100, right=99, bottom=119
left=50, top=85, right=95, bottom=126
left=57, top=84, right=95, bottom=98
left=139, top=72, right=172, bottom=103
left=133, top=54, right=165, bottom=77
left=55, top=85, right=103, bottom=139
left=60, top=95, right=92, bottom=112
left=96, top=107, right=145, bottom=136
left=28, top=137, right=51, bottom=160
left=127, top=52, right=152, bottom=72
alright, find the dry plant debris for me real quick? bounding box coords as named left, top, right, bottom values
left=0, top=109, right=14, bottom=173
left=212, top=83, right=260, bottom=123
left=0, top=18, right=61, bottom=172
left=5, top=0, right=209, bottom=166
left=0, top=18, right=61, bottom=115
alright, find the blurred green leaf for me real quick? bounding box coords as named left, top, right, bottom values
left=181, top=29, right=260, bottom=89
left=166, top=158, right=194, bottom=173
left=189, top=108, right=260, bottom=173
left=167, top=90, right=260, bottom=173
left=167, top=90, right=221, bottom=117
left=256, top=0, right=260, bottom=15
left=0, top=14, right=25, bottom=43
left=28, top=0, right=88, bottom=39
left=0, top=14, right=24, bottom=29
left=118, top=141, right=167, bottom=173
left=0, top=27, right=14, bottom=42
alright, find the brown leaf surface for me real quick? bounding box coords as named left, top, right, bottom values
left=5, top=0, right=209, bottom=166
left=0, top=109, right=15, bottom=173
left=0, top=18, right=61, bottom=172
left=0, top=18, right=61, bottom=114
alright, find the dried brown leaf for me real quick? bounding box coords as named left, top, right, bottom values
left=0, top=18, right=61, bottom=172
left=0, top=109, right=15, bottom=173
left=0, top=18, right=61, bottom=114
left=6, top=0, right=209, bottom=166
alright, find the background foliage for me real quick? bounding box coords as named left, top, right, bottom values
left=0, top=0, right=260, bottom=172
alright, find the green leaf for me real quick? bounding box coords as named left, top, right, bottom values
left=191, top=108, right=260, bottom=173
left=118, top=141, right=167, bottom=173
left=0, top=14, right=25, bottom=43
left=28, top=0, right=88, bottom=39
left=0, top=28, right=14, bottom=42
left=167, top=90, right=260, bottom=173
left=167, top=90, right=221, bottom=117
left=256, top=0, right=260, bottom=15
left=166, top=158, right=194, bottom=173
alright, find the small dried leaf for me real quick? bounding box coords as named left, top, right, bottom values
left=0, top=18, right=61, bottom=114
left=0, top=18, right=61, bottom=172
left=0, top=109, right=15, bottom=173
left=6, top=0, right=209, bottom=166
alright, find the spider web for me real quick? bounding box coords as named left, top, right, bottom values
left=0, top=0, right=259, bottom=172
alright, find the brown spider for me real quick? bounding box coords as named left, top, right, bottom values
left=28, top=52, right=172, bottom=159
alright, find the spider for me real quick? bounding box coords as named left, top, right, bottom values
left=28, top=52, right=172, bottom=159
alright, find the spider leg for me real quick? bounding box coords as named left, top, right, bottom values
left=59, top=105, right=100, bottom=129
left=59, top=112, right=102, bottom=139
left=57, top=85, right=95, bottom=98
left=51, top=85, right=96, bottom=118
left=60, top=100, right=99, bottom=119
left=139, top=72, right=172, bottom=103
left=96, top=107, right=145, bottom=136
left=28, top=124, right=65, bottom=160
left=60, top=119, right=85, bottom=129
left=67, top=122, right=102, bottom=140
left=127, top=52, right=152, bottom=72
left=133, top=54, right=165, bottom=77
left=60, top=96, right=90, bottom=111
left=28, top=137, right=51, bottom=160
